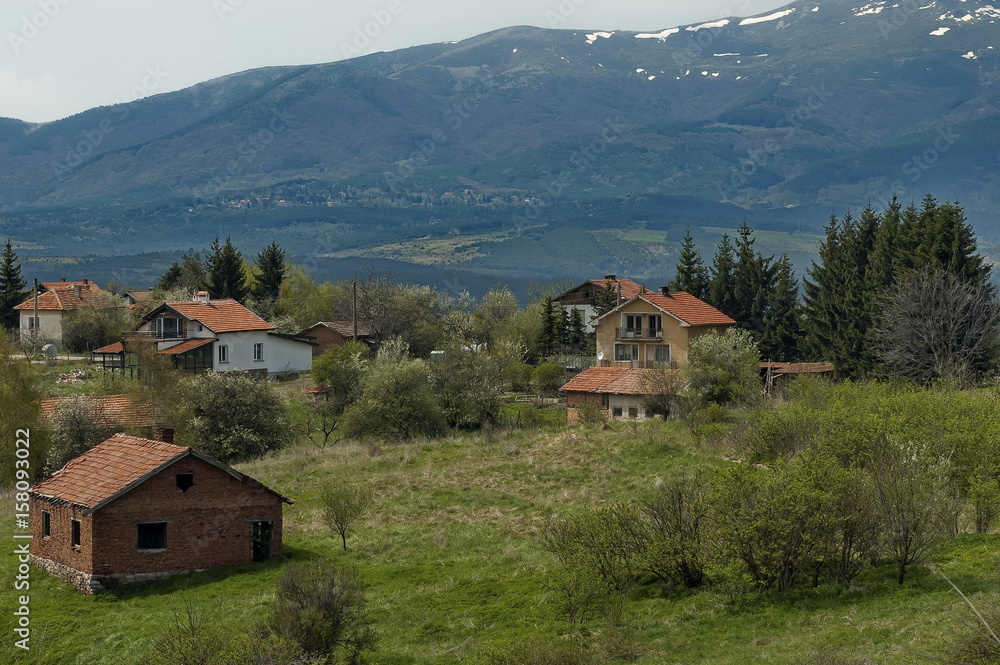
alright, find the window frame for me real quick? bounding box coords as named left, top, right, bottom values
left=42, top=511, right=51, bottom=538
left=71, top=519, right=81, bottom=548
left=136, top=522, right=168, bottom=551
left=614, top=343, right=639, bottom=361
left=253, top=342, right=264, bottom=362
left=218, top=344, right=229, bottom=364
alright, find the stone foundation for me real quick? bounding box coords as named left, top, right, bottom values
left=31, top=554, right=206, bottom=594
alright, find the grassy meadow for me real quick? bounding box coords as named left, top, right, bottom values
left=2, top=372, right=999, bottom=664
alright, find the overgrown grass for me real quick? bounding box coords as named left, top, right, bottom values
left=2, top=417, right=997, bottom=664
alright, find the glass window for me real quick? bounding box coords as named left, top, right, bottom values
left=654, top=345, right=671, bottom=362
left=71, top=519, right=81, bottom=547
left=614, top=344, right=638, bottom=361
left=612, top=407, right=623, bottom=418
left=42, top=511, right=51, bottom=538
left=218, top=345, right=229, bottom=363
left=253, top=342, right=264, bottom=361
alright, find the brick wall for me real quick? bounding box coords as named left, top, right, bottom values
left=91, top=456, right=284, bottom=578
left=30, top=500, right=93, bottom=574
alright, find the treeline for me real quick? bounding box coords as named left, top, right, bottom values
left=670, top=195, right=996, bottom=383
left=547, top=380, right=1000, bottom=624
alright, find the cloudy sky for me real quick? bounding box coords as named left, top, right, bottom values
left=1, top=0, right=790, bottom=123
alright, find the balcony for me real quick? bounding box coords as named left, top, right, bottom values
left=598, top=359, right=679, bottom=370
left=615, top=327, right=663, bottom=340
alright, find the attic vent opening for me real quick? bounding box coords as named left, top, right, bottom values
left=176, top=472, right=194, bottom=492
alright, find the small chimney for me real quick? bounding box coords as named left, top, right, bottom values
left=82, top=279, right=88, bottom=285
left=74, top=284, right=82, bottom=299
left=60, top=277, right=66, bottom=282
left=660, top=287, right=672, bottom=296
left=193, top=291, right=210, bottom=304
left=152, top=428, right=175, bottom=444
left=604, top=274, right=617, bottom=281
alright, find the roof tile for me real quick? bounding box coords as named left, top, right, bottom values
left=561, top=366, right=680, bottom=396
left=161, top=299, right=273, bottom=333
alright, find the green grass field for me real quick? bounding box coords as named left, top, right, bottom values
left=2, top=409, right=997, bottom=664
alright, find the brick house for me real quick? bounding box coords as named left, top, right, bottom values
left=96, top=292, right=314, bottom=377
left=29, top=433, right=293, bottom=593
left=299, top=321, right=375, bottom=357
left=594, top=289, right=734, bottom=369
left=555, top=275, right=645, bottom=332
left=561, top=366, right=682, bottom=422
left=14, top=278, right=104, bottom=348
left=39, top=394, right=163, bottom=434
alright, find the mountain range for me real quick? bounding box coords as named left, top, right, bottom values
left=1, top=0, right=998, bottom=291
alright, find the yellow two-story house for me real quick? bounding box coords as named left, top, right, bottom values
left=594, top=288, right=734, bottom=368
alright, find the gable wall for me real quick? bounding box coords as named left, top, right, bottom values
left=89, top=455, right=283, bottom=579
left=303, top=325, right=348, bottom=357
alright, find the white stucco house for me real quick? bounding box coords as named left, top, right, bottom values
left=14, top=279, right=104, bottom=347
left=107, top=292, right=314, bottom=377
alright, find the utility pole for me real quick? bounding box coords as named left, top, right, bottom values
left=32, top=277, right=38, bottom=349
left=352, top=280, right=358, bottom=339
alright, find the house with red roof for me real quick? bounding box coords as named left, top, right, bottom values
left=39, top=394, right=165, bottom=437
left=555, top=274, right=646, bottom=332
left=13, top=278, right=104, bottom=347
left=299, top=320, right=375, bottom=357
left=103, top=292, right=314, bottom=377
left=561, top=288, right=733, bottom=421
left=29, top=433, right=294, bottom=593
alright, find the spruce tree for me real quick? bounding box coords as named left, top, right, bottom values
left=568, top=307, right=587, bottom=354
left=707, top=234, right=738, bottom=318
left=759, top=254, right=803, bottom=362
left=0, top=240, right=27, bottom=331
left=537, top=298, right=558, bottom=357
left=668, top=229, right=709, bottom=299
left=592, top=281, right=620, bottom=319
left=157, top=262, right=183, bottom=291
left=732, top=223, right=775, bottom=336
left=206, top=237, right=248, bottom=302
left=252, top=242, right=287, bottom=303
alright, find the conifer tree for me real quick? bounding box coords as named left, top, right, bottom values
left=867, top=196, right=901, bottom=294
left=568, top=307, right=587, bottom=354
left=732, top=223, right=775, bottom=336
left=537, top=298, right=558, bottom=357
left=206, top=237, right=248, bottom=302
left=668, top=229, right=709, bottom=299
left=759, top=254, right=802, bottom=362
left=592, top=281, right=620, bottom=320
left=707, top=234, right=738, bottom=318
left=0, top=240, right=27, bottom=331
left=252, top=242, right=287, bottom=303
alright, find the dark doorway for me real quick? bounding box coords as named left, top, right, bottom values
left=251, top=521, right=273, bottom=562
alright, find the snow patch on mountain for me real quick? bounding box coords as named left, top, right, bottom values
left=688, top=19, right=730, bottom=31
left=585, top=32, right=614, bottom=44
left=635, top=28, right=679, bottom=40
left=930, top=26, right=951, bottom=35
left=740, top=9, right=795, bottom=25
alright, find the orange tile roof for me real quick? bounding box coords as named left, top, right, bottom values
left=587, top=278, right=645, bottom=300
left=14, top=282, right=106, bottom=312
left=158, top=337, right=216, bottom=355
left=93, top=342, right=125, bottom=354
left=41, top=279, right=95, bottom=290
left=39, top=395, right=161, bottom=428
left=561, top=367, right=679, bottom=396
left=636, top=293, right=735, bottom=326
left=30, top=433, right=293, bottom=512
left=31, top=434, right=189, bottom=510
left=160, top=299, right=273, bottom=333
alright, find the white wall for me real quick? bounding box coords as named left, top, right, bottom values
left=608, top=394, right=653, bottom=420
left=213, top=331, right=312, bottom=375
left=20, top=311, right=63, bottom=345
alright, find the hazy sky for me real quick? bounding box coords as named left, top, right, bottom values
left=1, top=0, right=790, bottom=123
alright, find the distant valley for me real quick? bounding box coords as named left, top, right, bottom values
left=1, top=0, right=998, bottom=293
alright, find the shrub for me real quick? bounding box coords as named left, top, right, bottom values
left=340, top=343, right=445, bottom=442
left=46, top=396, right=118, bottom=474
left=531, top=363, right=566, bottom=396
left=269, top=561, right=375, bottom=664
left=504, top=363, right=534, bottom=392
left=181, top=371, right=293, bottom=463
left=685, top=328, right=760, bottom=407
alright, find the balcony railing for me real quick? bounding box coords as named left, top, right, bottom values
left=599, top=359, right=679, bottom=370
left=615, top=327, right=663, bottom=340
